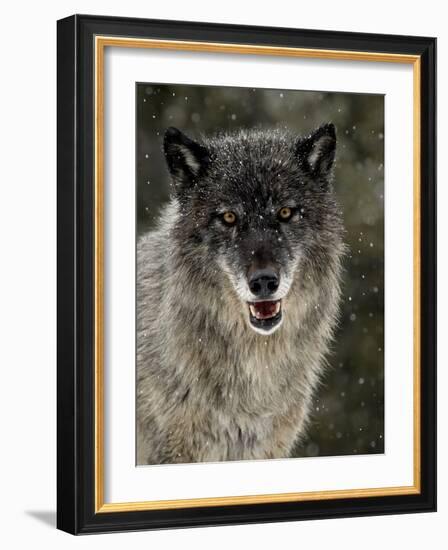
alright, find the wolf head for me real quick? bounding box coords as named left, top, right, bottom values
left=163, top=125, right=343, bottom=336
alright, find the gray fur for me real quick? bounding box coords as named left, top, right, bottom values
left=137, top=124, right=345, bottom=465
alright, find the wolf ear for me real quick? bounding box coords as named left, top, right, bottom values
left=163, top=127, right=210, bottom=190
left=295, top=123, right=336, bottom=179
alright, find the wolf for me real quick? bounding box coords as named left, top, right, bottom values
left=137, top=123, right=345, bottom=465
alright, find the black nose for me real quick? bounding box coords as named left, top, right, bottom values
left=248, top=269, right=279, bottom=297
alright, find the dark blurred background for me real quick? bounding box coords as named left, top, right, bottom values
left=136, top=83, right=384, bottom=458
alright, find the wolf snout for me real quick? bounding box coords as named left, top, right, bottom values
left=248, top=267, right=279, bottom=298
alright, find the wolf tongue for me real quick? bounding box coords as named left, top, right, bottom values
left=254, top=301, right=277, bottom=319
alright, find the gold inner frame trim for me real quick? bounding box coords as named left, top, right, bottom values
left=94, top=35, right=422, bottom=513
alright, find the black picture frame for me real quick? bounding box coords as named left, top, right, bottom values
left=57, top=14, right=436, bottom=535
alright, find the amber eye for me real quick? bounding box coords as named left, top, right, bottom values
left=278, top=207, right=293, bottom=221
left=222, top=211, right=237, bottom=225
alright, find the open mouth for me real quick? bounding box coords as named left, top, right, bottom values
left=247, top=300, right=282, bottom=333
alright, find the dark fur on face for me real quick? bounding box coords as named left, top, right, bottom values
left=163, top=124, right=343, bottom=334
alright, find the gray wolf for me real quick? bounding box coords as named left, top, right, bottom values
left=137, top=124, right=345, bottom=464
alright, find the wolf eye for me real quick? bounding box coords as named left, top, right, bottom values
left=278, top=207, right=293, bottom=221
left=222, top=211, right=237, bottom=225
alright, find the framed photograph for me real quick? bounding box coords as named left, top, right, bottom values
left=57, top=14, right=436, bottom=534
